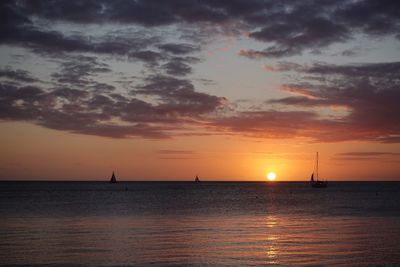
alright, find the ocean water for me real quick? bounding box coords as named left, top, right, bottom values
left=0, top=181, right=400, bottom=266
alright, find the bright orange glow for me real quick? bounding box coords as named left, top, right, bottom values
left=1, top=122, right=400, bottom=181
left=267, top=172, right=276, bottom=181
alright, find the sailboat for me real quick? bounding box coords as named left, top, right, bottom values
left=110, top=171, right=117, bottom=183
left=195, top=175, right=200, bottom=182
left=310, top=152, right=327, bottom=188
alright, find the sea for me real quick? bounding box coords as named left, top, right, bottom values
left=0, top=181, right=400, bottom=266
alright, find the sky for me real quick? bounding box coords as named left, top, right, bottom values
left=1, top=0, right=400, bottom=181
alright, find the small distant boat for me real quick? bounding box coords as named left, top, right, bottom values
left=195, top=175, right=200, bottom=182
left=310, top=152, right=327, bottom=188
left=110, top=171, right=117, bottom=183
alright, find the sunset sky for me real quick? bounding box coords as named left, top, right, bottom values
left=1, top=0, right=400, bottom=181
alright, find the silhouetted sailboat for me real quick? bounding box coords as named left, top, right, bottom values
left=110, top=171, right=117, bottom=183
left=311, top=152, right=327, bottom=188
left=195, top=175, right=200, bottom=182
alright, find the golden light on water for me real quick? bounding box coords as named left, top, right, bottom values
left=267, top=172, right=277, bottom=181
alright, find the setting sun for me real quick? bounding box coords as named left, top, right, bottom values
left=267, top=172, right=277, bottom=181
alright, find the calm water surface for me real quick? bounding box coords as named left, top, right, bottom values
left=1, top=181, right=399, bottom=266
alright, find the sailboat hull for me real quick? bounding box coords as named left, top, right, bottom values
left=312, top=181, right=327, bottom=188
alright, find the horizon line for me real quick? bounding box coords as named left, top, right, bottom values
left=1, top=179, right=399, bottom=182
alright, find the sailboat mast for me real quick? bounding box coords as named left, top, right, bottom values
left=316, top=152, right=319, bottom=181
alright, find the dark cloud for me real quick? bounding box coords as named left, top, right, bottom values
left=0, top=81, right=171, bottom=138
left=135, top=75, right=226, bottom=115
left=2, top=0, right=400, bottom=70
left=19, top=0, right=226, bottom=26
left=1, top=0, right=400, bottom=60
left=0, top=83, right=50, bottom=121
left=336, top=0, right=400, bottom=36
left=0, top=71, right=225, bottom=139
left=128, top=51, right=201, bottom=76
left=1, top=0, right=400, bottom=143
left=337, top=152, right=400, bottom=157
left=0, top=67, right=38, bottom=83
left=265, top=61, right=400, bottom=142
left=89, top=82, right=115, bottom=93
left=340, top=48, right=360, bottom=57
left=0, top=0, right=227, bottom=60
left=332, top=151, right=400, bottom=162
left=1, top=25, right=159, bottom=59
left=268, top=96, right=333, bottom=107
left=245, top=16, right=349, bottom=58
left=19, top=0, right=103, bottom=24
left=162, top=60, right=192, bottom=76
left=0, top=1, right=93, bottom=55
left=211, top=106, right=396, bottom=143
left=238, top=0, right=400, bottom=58
left=159, top=43, right=200, bottom=55
left=332, top=156, right=380, bottom=161
left=304, top=62, right=400, bottom=78
left=50, top=56, right=116, bottom=94
left=1, top=2, right=162, bottom=60
left=128, top=50, right=165, bottom=66
left=52, top=55, right=111, bottom=86
left=51, top=88, right=89, bottom=100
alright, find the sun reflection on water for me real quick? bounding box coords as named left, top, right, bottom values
left=265, top=215, right=279, bottom=264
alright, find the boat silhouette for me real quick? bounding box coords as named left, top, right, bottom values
left=110, top=171, right=117, bottom=183
left=195, top=175, right=200, bottom=182
left=310, top=152, right=327, bottom=188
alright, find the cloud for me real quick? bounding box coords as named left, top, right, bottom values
left=2, top=0, right=400, bottom=81
left=1, top=2, right=168, bottom=63
left=263, top=62, right=307, bottom=72
left=0, top=67, right=38, bottom=83
left=268, top=96, right=335, bottom=107
left=159, top=43, right=200, bottom=55
left=1, top=0, right=400, bottom=143
left=2, top=0, right=399, bottom=60
left=135, top=75, right=226, bottom=115
left=239, top=0, right=400, bottom=58
left=263, top=61, right=400, bottom=142
left=0, top=71, right=225, bottom=139
left=128, top=50, right=165, bottom=66
left=128, top=50, right=201, bottom=77
left=336, top=152, right=400, bottom=157
left=51, top=55, right=111, bottom=87
left=336, top=0, right=400, bottom=37
left=332, top=151, right=400, bottom=162
left=0, top=0, right=226, bottom=63
left=211, top=110, right=324, bottom=139
left=0, top=81, right=171, bottom=138
left=244, top=16, right=349, bottom=58
left=3, top=60, right=395, bottom=142
left=162, top=60, right=193, bottom=76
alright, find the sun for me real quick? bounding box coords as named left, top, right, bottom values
left=267, top=172, right=276, bottom=181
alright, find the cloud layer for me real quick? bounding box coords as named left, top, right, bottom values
left=1, top=0, right=400, bottom=142
left=3, top=1, right=400, bottom=58
left=263, top=61, right=400, bottom=142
